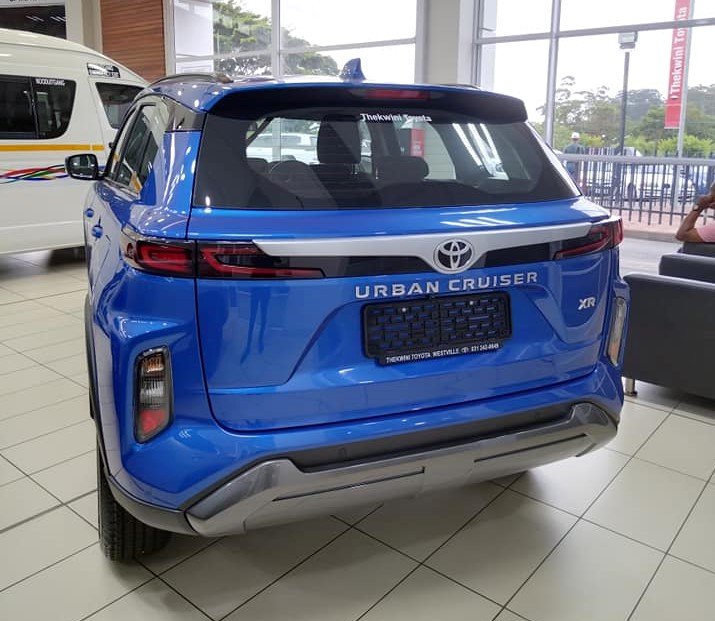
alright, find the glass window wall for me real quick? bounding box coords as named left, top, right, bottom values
left=172, top=0, right=418, bottom=80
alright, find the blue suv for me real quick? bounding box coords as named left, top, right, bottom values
left=66, top=62, right=629, bottom=561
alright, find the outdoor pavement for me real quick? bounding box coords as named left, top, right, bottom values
left=619, top=234, right=680, bottom=276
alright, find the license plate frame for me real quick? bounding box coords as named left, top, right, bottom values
left=362, top=292, right=512, bottom=365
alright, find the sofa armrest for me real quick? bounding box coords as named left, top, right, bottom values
left=659, top=252, right=715, bottom=284
left=623, top=273, right=715, bottom=400
left=681, top=241, right=715, bottom=258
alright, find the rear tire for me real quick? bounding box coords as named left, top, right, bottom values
left=97, top=447, right=170, bottom=561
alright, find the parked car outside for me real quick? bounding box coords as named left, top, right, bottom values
left=625, top=166, right=695, bottom=202
left=66, top=62, right=629, bottom=560
left=247, top=131, right=318, bottom=164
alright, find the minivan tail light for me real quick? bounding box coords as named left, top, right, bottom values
left=135, top=348, right=172, bottom=442
left=198, top=242, right=324, bottom=279
left=554, top=218, right=623, bottom=260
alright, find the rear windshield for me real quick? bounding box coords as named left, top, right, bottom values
left=194, top=86, right=577, bottom=210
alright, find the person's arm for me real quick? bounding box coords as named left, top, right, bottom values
left=675, top=194, right=715, bottom=242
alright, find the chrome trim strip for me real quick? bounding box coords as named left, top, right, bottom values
left=254, top=222, right=593, bottom=275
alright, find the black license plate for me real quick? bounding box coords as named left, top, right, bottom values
left=362, top=292, right=512, bottom=365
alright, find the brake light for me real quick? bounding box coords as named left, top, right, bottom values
left=124, top=234, right=194, bottom=277
left=363, top=88, right=431, bottom=100
left=135, top=348, right=172, bottom=442
left=198, top=242, right=324, bottom=279
left=554, top=219, right=623, bottom=260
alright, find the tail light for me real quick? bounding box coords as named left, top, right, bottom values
left=135, top=348, right=172, bottom=442
left=554, top=218, right=623, bottom=260
left=198, top=242, right=323, bottom=279
left=123, top=233, right=194, bottom=277
left=122, top=230, right=323, bottom=279
left=606, top=297, right=628, bottom=366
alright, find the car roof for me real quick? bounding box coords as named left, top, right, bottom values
left=142, top=71, right=524, bottom=117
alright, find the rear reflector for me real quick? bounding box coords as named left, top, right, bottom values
left=607, top=297, right=628, bottom=366
left=554, top=218, right=623, bottom=260
left=134, top=348, right=172, bottom=443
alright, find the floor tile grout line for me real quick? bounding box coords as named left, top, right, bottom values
left=494, top=608, right=532, bottom=621
left=0, top=540, right=99, bottom=596
left=498, top=445, right=637, bottom=613
left=0, top=315, right=84, bottom=343
left=153, top=574, right=215, bottom=621
left=65, top=499, right=99, bottom=532
left=0, top=418, right=91, bottom=452
left=418, top=484, right=512, bottom=567
left=1, top=445, right=94, bottom=491
left=666, top=551, right=715, bottom=579
left=73, top=572, right=157, bottom=621
left=0, top=365, right=75, bottom=398
left=0, top=503, right=62, bottom=536
left=500, top=516, right=584, bottom=613
left=629, top=452, right=715, bottom=483
left=0, top=390, right=88, bottom=428
left=0, top=358, right=40, bottom=377
left=623, top=476, right=709, bottom=621
left=624, top=553, right=669, bottom=621
left=352, top=564, right=424, bottom=621
left=670, top=409, right=715, bottom=427
left=0, top=329, right=86, bottom=361
left=77, top=545, right=215, bottom=621
left=136, top=535, right=225, bottom=577
left=213, top=524, right=358, bottom=621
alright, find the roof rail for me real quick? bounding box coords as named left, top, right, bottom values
left=150, top=72, right=234, bottom=86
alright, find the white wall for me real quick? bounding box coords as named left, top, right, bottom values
left=64, top=0, right=101, bottom=51
left=423, top=0, right=476, bottom=84
left=173, top=0, right=214, bottom=72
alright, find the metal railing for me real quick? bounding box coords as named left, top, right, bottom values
left=559, top=152, right=715, bottom=227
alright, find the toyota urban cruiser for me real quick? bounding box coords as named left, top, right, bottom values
left=66, top=61, right=629, bottom=561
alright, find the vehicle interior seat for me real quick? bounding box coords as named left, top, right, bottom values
left=374, top=155, right=429, bottom=185
left=311, top=115, right=377, bottom=206
left=266, top=159, right=335, bottom=207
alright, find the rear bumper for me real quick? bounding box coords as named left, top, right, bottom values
left=177, top=401, right=615, bottom=536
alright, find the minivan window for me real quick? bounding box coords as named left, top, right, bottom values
left=195, top=102, right=577, bottom=210
left=0, top=75, right=76, bottom=139
left=95, top=83, right=142, bottom=129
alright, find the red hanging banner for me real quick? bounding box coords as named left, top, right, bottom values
left=664, top=0, right=692, bottom=129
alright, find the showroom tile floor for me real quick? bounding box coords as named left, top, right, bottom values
left=1, top=243, right=714, bottom=621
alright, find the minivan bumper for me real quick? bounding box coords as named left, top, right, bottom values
left=180, top=401, right=615, bottom=536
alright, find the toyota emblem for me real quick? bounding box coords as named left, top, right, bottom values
left=434, top=239, right=475, bottom=273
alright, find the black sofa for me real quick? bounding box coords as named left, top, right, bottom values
left=622, top=252, right=715, bottom=400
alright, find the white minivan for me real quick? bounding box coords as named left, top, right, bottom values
left=0, top=28, right=146, bottom=254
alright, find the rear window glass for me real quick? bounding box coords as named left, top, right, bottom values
left=95, top=83, right=142, bottom=129
left=194, top=86, right=577, bottom=210
left=0, top=75, right=76, bottom=139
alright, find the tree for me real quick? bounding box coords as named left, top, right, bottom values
left=212, top=1, right=338, bottom=77
left=547, top=78, right=715, bottom=155
left=621, top=89, right=663, bottom=123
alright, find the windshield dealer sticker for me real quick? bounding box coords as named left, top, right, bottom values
left=359, top=113, right=433, bottom=123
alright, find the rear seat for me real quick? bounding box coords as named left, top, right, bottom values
left=311, top=115, right=379, bottom=207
